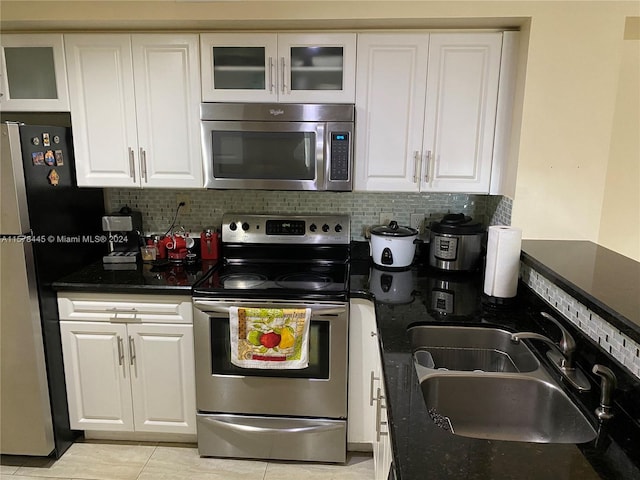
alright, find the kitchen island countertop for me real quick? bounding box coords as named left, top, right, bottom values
left=521, top=240, right=640, bottom=343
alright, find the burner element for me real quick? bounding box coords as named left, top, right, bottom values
left=220, top=273, right=267, bottom=289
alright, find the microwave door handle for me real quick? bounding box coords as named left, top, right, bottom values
left=317, top=123, right=326, bottom=188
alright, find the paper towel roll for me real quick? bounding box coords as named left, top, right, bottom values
left=483, top=226, right=522, bottom=298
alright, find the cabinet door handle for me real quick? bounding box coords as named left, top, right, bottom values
left=369, top=370, right=380, bottom=406
left=424, top=150, right=432, bottom=183
left=128, top=147, right=136, bottom=183
left=108, top=307, right=138, bottom=323
left=268, top=56, right=275, bottom=93
left=280, top=56, right=287, bottom=94
left=375, top=387, right=388, bottom=441
left=140, top=148, right=147, bottom=182
left=128, top=335, right=136, bottom=366
left=117, top=335, right=125, bottom=368
left=413, top=151, right=422, bottom=183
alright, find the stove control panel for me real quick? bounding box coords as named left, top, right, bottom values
left=222, top=214, right=350, bottom=245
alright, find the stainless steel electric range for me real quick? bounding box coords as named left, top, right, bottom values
left=192, top=213, right=350, bottom=463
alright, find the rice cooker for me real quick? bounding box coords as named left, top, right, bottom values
left=429, top=213, right=485, bottom=271
left=369, top=267, right=415, bottom=304
left=370, top=221, right=420, bottom=269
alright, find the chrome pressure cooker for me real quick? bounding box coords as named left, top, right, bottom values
left=429, top=213, right=485, bottom=271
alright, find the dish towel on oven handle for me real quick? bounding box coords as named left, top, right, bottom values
left=230, top=307, right=311, bottom=369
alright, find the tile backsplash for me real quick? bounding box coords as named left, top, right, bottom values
left=521, top=263, right=640, bottom=379
left=105, top=189, right=513, bottom=239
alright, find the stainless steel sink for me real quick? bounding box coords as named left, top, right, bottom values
left=420, top=374, right=597, bottom=443
left=409, top=325, right=539, bottom=373
left=408, top=325, right=597, bottom=444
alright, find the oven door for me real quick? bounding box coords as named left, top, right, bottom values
left=193, top=299, right=348, bottom=419
left=201, top=120, right=325, bottom=190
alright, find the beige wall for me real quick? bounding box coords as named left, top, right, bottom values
left=1, top=1, right=638, bottom=260
left=598, top=21, right=640, bottom=261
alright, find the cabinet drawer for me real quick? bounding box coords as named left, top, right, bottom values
left=58, top=292, right=192, bottom=324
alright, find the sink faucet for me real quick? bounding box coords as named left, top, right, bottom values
left=592, top=364, right=617, bottom=421
left=511, top=312, right=591, bottom=392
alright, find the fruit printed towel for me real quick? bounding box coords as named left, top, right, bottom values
left=230, top=307, right=311, bottom=369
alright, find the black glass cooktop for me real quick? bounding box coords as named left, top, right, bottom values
left=193, top=261, right=349, bottom=300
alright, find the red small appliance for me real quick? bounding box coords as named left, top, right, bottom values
left=200, top=229, right=220, bottom=260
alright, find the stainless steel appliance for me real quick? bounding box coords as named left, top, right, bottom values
left=429, top=213, right=485, bottom=271
left=426, top=271, right=478, bottom=317
left=101, top=207, right=143, bottom=264
left=192, top=213, right=350, bottom=463
left=200, top=103, right=354, bottom=191
left=0, top=122, right=105, bottom=457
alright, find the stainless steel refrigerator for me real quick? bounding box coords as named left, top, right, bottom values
left=0, top=122, right=105, bottom=457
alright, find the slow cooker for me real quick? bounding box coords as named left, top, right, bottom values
left=370, top=221, right=420, bottom=269
left=429, top=213, right=485, bottom=271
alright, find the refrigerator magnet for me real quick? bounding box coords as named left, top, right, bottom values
left=31, top=136, right=40, bottom=146
left=44, top=150, right=55, bottom=166
left=47, top=169, right=59, bottom=186
left=53, top=135, right=61, bottom=145
left=32, top=151, right=45, bottom=166
left=54, top=150, right=64, bottom=166
left=42, top=133, right=51, bottom=147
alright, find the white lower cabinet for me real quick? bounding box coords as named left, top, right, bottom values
left=374, top=356, right=393, bottom=480
left=58, top=293, right=196, bottom=435
left=348, top=298, right=392, bottom=479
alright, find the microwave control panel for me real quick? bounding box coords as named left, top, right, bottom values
left=329, top=132, right=350, bottom=181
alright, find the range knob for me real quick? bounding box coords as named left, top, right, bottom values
left=309, top=223, right=317, bottom=232
left=242, top=222, right=250, bottom=231
left=335, top=224, right=343, bottom=233
left=322, top=224, right=330, bottom=233
left=229, top=222, right=237, bottom=231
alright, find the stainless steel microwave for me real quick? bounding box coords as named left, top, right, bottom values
left=201, top=103, right=354, bottom=191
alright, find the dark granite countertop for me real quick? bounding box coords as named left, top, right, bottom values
left=52, top=259, right=219, bottom=294
left=350, top=251, right=640, bottom=480
left=53, top=241, right=640, bottom=478
left=521, top=240, right=640, bottom=343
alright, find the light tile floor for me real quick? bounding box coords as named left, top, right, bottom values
left=1, top=440, right=374, bottom=480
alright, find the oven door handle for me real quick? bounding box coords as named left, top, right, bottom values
left=193, top=300, right=346, bottom=315
left=201, top=416, right=343, bottom=434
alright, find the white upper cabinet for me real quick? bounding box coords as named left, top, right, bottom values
left=422, top=33, right=503, bottom=192
left=65, top=34, right=203, bottom=188
left=0, top=34, right=70, bottom=111
left=200, top=33, right=356, bottom=103
left=354, top=34, right=430, bottom=192
left=355, top=32, right=504, bottom=193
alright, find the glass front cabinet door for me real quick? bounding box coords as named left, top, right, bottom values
left=200, top=33, right=356, bottom=103
left=0, top=34, right=70, bottom=111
